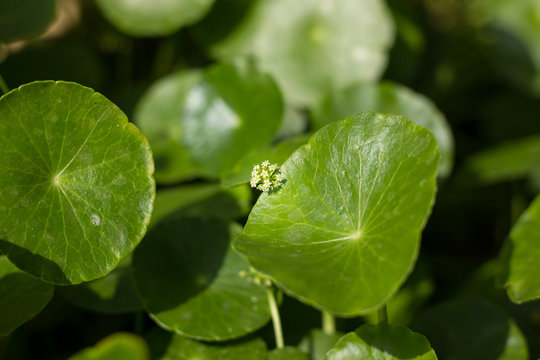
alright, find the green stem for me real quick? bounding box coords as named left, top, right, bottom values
left=266, top=286, right=284, bottom=349
left=0, top=74, right=9, bottom=95
left=378, top=305, right=388, bottom=324
left=322, top=311, right=336, bottom=335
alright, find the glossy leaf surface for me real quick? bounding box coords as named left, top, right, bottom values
left=135, top=62, right=282, bottom=183
left=69, top=333, right=149, bottom=360
left=312, top=82, right=454, bottom=177
left=0, top=0, right=55, bottom=43
left=0, top=255, right=54, bottom=338
left=205, top=0, right=395, bottom=107
left=0, top=81, right=155, bottom=285
left=497, top=195, right=540, bottom=303
left=412, top=298, right=528, bottom=360
left=323, top=324, right=437, bottom=360
left=235, top=113, right=439, bottom=315
left=94, top=0, right=215, bottom=37
left=133, top=217, right=271, bottom=340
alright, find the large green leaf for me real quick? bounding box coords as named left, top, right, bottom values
left=497, top=195, right=540, bottom=303
left=134, top=61, right=283, bottom=183
left=0, top=0, right=56, bottom=43
left=200, top=0, right=395, bottom=107
left=312, top=82, right=454, bottom=178
left=0, top=81, right=155, bottom=285
left=323, top=324, right=437, bottom=360
left=412, top=298, right=528, bottom=360
left=59, top=255, right=142, bottom=314
left=94, top=0, right=215, bottom=37
left=235, top=113, right=439, bottom=315
left=147, top=329, right=267, bottom=360
left=0, top=255, right=54, bottom=338
left=463, top=135, right=540, bottom=184
left=69, top=333, right=149, bottom=360
left=269, top=347, right=309, bottom=360
left=133, top=217, right=271, bottom=341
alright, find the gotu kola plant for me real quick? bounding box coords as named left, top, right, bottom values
left=0, top=82, right=440, bottom=358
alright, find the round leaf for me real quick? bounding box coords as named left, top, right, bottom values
left=412, top=298, right=528, bottom=360
left=94, top=0, right=215, bottom=37
left=0, top=0, right=55, bottom=43
left=133, top=217, right=271, bottom=341
left=135, top=62, right=283, bottom=183
left=0, top=81, right=155, bottom=285
left=69, top=333, right=149, bottom=360
left=203, top=0, right=395, bottom=107
left=235, top=113, right=439, bottom=316
left=59, top=256, right=143, bottom=314
left=312, top=82, right=454, bottom=178
left=497, top=195, right=540, bottom=303
left=0, top=255, right=54, bottom=338
left=323, top=324, right=437, bottom=360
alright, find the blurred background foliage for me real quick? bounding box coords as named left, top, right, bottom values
left=1, top=0, right=540, bottom=359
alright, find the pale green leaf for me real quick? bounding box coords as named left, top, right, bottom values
left=69, top=333, right=149, bottom=360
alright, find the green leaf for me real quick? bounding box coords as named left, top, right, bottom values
left=147, top=329, right=267, bottom=360
left=235, top=113, right=439, bottom=316
left=497, top=195, right=540, bottom=303
left=135, top=61, right=283, bottom=183
left=323, top=324, right=437, bottom=360
left=0, top=255, right=54, bottom=338
left=269, top=347, right=309, bottom=360
left=94, top=0, right=215, bottom=37
left=412, top=298, right=528, bottom=360
left=68, top=333, right=149, bottom=360
left=59, top=255, right=142, bottom=314
left=151, top=184, right=251, bottom=227
left=312, top=82, right=454, bottom=178
left=133, top=217, right=271, bottom=341
left=0, top=0, right=56, bottom=43
left=463, top=135, right=540, bottom=184
left=202, top=0, right=394, bottom=107
left=221, top=134, right=310, bottom=188
left=0, top=81, right=155, bottom=285
left=298, top=329, right=343, bottom=360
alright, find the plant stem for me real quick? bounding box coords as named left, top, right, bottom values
left=378, top=305, right=388, bottom=324
left=266, top=286, right=284, bottom=349
left=322, top=311, right=336, bottom=335
left=0, top=74, right=9, bottom=95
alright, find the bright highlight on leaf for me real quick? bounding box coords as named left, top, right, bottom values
left=250, top=160, right=285, bottom=192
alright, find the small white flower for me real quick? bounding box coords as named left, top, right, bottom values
left=250, top=160, right=285, bottom=192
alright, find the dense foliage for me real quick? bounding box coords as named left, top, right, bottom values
left=1, top=0, right=540, bottom=359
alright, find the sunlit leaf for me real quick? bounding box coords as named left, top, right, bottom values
left=68, top=333, right=149, bottom=360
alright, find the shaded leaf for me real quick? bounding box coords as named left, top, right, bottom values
left=68, top=333, right=149, bottom=360
left=269, top=346, right=309, bottom=360
left=0, top=0, right=55, bottom=43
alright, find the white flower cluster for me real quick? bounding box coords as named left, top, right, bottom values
left=250, top=160, right=284, bottom=192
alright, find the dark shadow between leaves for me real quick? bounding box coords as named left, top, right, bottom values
left=0, top=239, right=69, bottom=284
left=133, top=215, right=229, bottom=313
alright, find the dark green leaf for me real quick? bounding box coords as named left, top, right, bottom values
left=133, top=217, right=271, bottom=341
left=204, top=0, right=395, bottom=107
left=497, top=195, right=540, bottom=303
left=235, top=113, right=439, bottom=315
left=135, top=61, right=283, bottom=183
left=312, top=82, right=454, bottom=178
left=147, top=329, right=267, bottom=360
left=0, top=0, right=55, bottom=43
left=59, top=255, right=142, bottom=314
left=94, top=0, right=215, bottom=37
left=68, top=333, right=149, bottom=360
left=323, top=324, right=437, bottom=360
left=0, top=255, right=54, bottom=338
left=269, top=346, right=309, bottom=360
left=412, top=298, right=528, bottom=360
left=0, top=81, right=155, bottom=285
